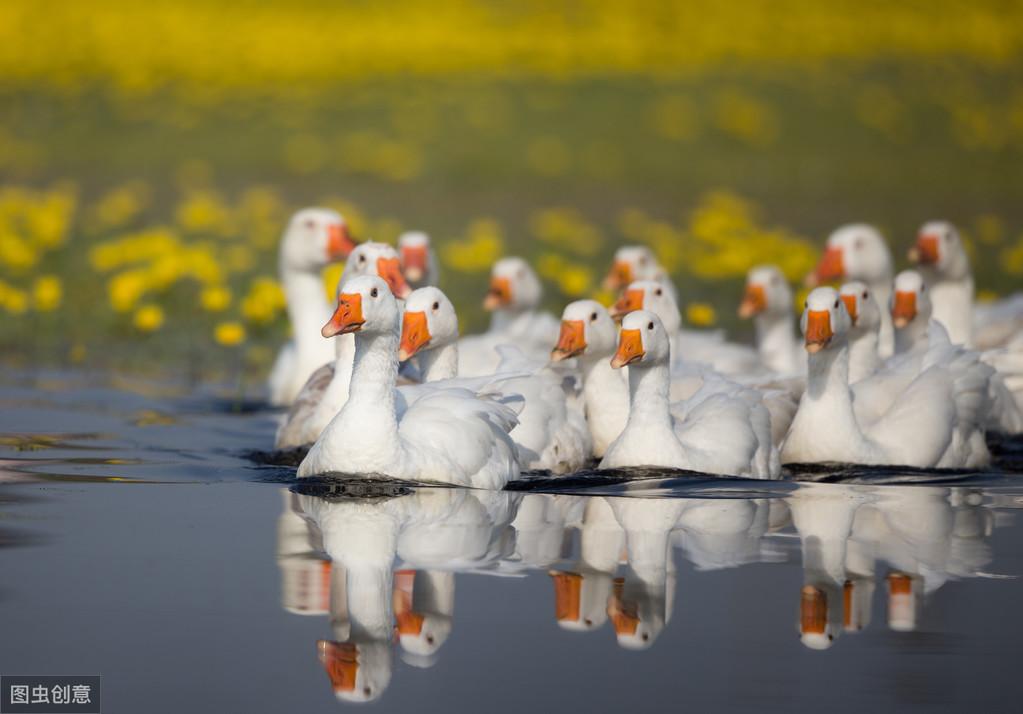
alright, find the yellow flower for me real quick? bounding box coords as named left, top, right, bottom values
left=441, top=219, right=505, bottom=273
left=32, top=275, right=62, bottom=311
left=132, top=304, right=164, bottom=332
left=214, top=321, right=246, bottom=346
left=322, top=263, right=345, bottom=301
left=686, top=302, right=717, bottom=327
left=108, top=269, right=148, bottom=312
left=200, top=285, right=232, bottom=312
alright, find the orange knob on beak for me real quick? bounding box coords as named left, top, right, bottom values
left=840, top=294, right=859, bottom=325
left=551, top=320, right=587, bottom=361
left=322, top=292, right=364, bottom=337
left=804, top=310, right=833, bottom=353
left=483, top=276, right=512, bottom=311
left=327, top=223, right=357, bottom=260
left=376, top=257, right=411, bottom=298
left=806, top=246, right=845, bottom=287
left=603, top=260, right=634, bottom=291
left=891, top=290, right=917, bottom=328
left=318, top=640, right=359, bottom=693
left=910, top=234, right=940, bottom=265
left=800, top=585, right=828, bottom=636
left=738, top=283, right=767, bottom=318
left=611, top=328, right=644, bottom=368
left=398, top=311, right=430, bottom=361
left=610, top=288, right=644, bottom=321
left=550, top=571, right=583, bottom=623
left=401, top=245, right=429, bottom=282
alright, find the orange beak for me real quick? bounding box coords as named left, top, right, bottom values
left=807, top=246, right=845, bottom=286
left=840, top=294, right=859, bottom=324
left=401, top=245, right=429, bottom=282
left=738, top=283, right=767, bottom=318
left=551, top=571, right=583, bottom=623
left=610, top=288, right=644, bottom=321
left=327, top=223, right=357, bottom=260
left=398, top=310, right=430, bottom=361
left=318, top=640, right=359, bottom=693
left=888, top=572, right=913, bottom=596
left=392, top=569, right=425, bottom=636
left=376, top=256, right=411, bottom=298
left=483, top=276, right=512, bottom=311
left=608, top=578, right=639, bottom=636
left=603, top=260, right=634, bottom=291
left=551, top=319, right=586, bottom=361
left=322, top=292, right=364, bottom=337
left=804, top=309, right=833, bottom=353
left=611, top=328, right=644, bottom=368
left=910, top=234, right=940, bottom=265
left=800, top=585, right=828, bottom=635
left=891, top=290, right=917, bottom=328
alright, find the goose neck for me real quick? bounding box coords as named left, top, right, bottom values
left=626, top=361, right=673, bottom=431
left=283, top=268, right=331, bottom=355
left=755, top=312, right=797, bottom=370
left=419, top=342, right=459, bottom=382
left=847, top=329, right=880, bottom=383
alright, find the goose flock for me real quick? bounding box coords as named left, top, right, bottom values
left=266, top=212, right=1023, bottom=488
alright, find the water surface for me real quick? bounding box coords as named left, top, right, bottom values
left=2, top=371, right=1022, bottom=713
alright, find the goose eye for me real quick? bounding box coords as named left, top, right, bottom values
left=590, top=312, right=598, bottom=321
left=921, top=284, right=926, bottom=292
left=862, top=291, right=868, bottom=299
left=304, top=219, right=316, bottom=229
left=804, top=301, right=808, bottom=308
left=654, top=288, right=662, bottom=296
left=833, top=300, right=839, bottom=308
left=432, top=301, right=440, bottom=311
left=854, top=238, right=864, bottom=250
left=638, top=257, right=647, bottom=266
left=370, top=288, right=378, bottom=298
left=358, top=254, right=366, bottom=263
left=364, top=687, right=372, bottom=697
left=647, top=321, right=654, bottom=330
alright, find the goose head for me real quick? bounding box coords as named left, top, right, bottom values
left=800, top=287, right=853, bottom=354
left=890, top=270, right=931, bottom=329
left=398, top=231, right=434, bottom=284
left=739, top=265, right=793, bottom=319
left=799, top=584, right=837, bottom=650
left=611, top=310, right=671, bottom=369
left=807, top=224, right=892, bottom=287
left=398, top=287, right=458, bottom=361
left=838, top=281, right=881, bottom=333
left=550, top=300, right=618, bottom=362
left=317, top=639, right=392, bottom=703
left=341, top=242, right=411, bottom=299
left=322, top=276, right=400, bottom=338
left=484, top=257, right=543, bottom=312
left=550, top=570, right=612, bottom=632
left=610, top=280, right=681, bottom=334
left=280, top=208, right=356, bottom=271
left=909, top=220, right=970, bottom=278
left=603, top=245, right=663, bottom=292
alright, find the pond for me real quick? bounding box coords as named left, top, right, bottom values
left=2, top=370, right=1023, bottom=713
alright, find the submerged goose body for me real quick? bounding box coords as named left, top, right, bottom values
left=599, top=310, right=779, bottom=478
left=458, top=257, right=560, bottom=377
left=268, top=208, right=357, bottom=406
left=399, top=286, right=591, bottom=473
left=298, top=277, right=522, bottom=489
left=781, top=287, right=993, bottom=468
left=276, top=242, right=412, bottom=448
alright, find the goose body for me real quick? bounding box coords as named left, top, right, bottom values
left=268, top=208, right=357, bottom=406
left=457, top=257, right=560, bottom=377
left=598, top=310, right=779, bottom=478
left=298, top=277, right=522, bottom=488
left=276, top=242, right=413, bottom=448
left=399, top=286, right=591, bottom=473
left=781, top=286, right=993, bottom=468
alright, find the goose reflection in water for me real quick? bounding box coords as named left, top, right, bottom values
left=276, top=480, right=1012, bottom=704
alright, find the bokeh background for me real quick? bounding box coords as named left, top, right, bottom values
left=1, top=0, right=1022, bottom=382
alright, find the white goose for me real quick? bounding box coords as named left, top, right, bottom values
left=268, top=208, right=357, bottom=406
left=599, top=310, right=778, bottom=477
left=297, top=277, right=522, bottom=488
left=738, top=265, right=802, bottom=375
left=276, top=242, right=413, bottom=448
left=806, top=224, right=895, bottom=358
left=838, top=281, right=883, bottom=383
left=398, top=231, right=440, bottom=289
left=398, top=286, right=591, bottom=473
left=457, top=257, right=561, bottom=377
left=780, top=286, right=993, bottom=468
left=613, top=279, right=764, bottom=379
left=603, top=245, right=679, bottom=303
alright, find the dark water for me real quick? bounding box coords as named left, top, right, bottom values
left=2, top=372, right=1023, bottom=713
